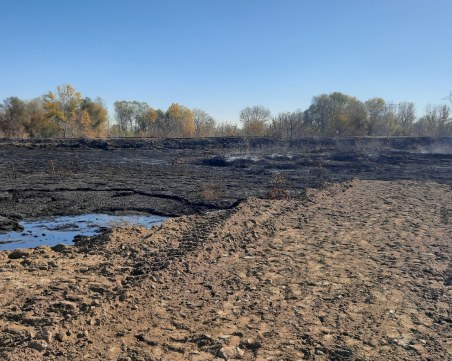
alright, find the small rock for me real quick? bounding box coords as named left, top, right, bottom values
left=218, top=334, right=232, bottom=341
left=37, top=330, right=53, bottom=343
left=8, top=249, right=31, bottom=259
left=55, top=332, right=67, bottom=342
left=51, top=244, right=71, bottom=253
left=6, top=324, right=35, bottom=338
left=77, top=330, right=89, bottom=339
left=217, top=348, right=229, bottom=360
left=29, top=339, right=48, bottom=351
left=236, top=347, right=245, bottom=357
left=0, top=216, right=23, bottom=232
left=241, top=338, right=261, bottom=351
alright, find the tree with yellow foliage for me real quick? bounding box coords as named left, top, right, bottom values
left=43, top=85, right=107, bottom=138
left=43, top=84, right=82, bottom=138
left=166, top=103, right=195, bottom=137
left=80, top=97, right=108, bottom=137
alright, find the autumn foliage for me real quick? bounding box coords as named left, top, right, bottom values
left=0, top=84, right=107, bottom=138
left=0, top=86, right=450, bottom=139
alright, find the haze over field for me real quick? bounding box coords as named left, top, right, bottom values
left=1, top=0, right=452, bottom=124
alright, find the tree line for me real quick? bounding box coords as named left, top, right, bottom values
left=1, top=85, right=450, bottom=138
left=246, top=93, right=451, bottom=138
left=0, top=85, right=108, bottom=138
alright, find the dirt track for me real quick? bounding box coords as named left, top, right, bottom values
left=0, top=179, right=451, bottom=360
left=0, top=137, right=451, bottom=360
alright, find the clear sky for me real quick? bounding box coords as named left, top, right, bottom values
left=1, top=0, right=451, bottom=124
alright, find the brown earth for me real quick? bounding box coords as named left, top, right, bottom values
left=0, top=179, right=451, bottom=360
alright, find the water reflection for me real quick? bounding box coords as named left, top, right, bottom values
left=0, top=214, right=165, bottom=251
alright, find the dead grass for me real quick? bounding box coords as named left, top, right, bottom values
left=267, top=173, right=292, bottom=200
left=199, top=183, right=224, bottom=201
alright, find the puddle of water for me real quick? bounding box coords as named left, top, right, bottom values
left=0, top=214, right=165, bottom=251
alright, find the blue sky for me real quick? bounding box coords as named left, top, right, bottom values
left=1, top=0, right=451, bottom=123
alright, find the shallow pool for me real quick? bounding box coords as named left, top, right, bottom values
left=0, top=214, right=165, bottom=251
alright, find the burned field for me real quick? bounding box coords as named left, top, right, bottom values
left=0, top=137, right=451, bottom=360
left=0, top=137, right=451, bottom=221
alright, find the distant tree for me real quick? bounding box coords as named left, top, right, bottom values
left=416, top=105, right=451, bottom=136
left=114, top=101, right=136, bottom=134
left=25, top=98, right=58, bottom=138
left=0, top=97, right=27, bottom=137
left=417, top=105, right=438, bottom=136
left=240, top=105, right=271, bottom=136
left=133, top=102, right=152, bottom=134
left=215, top=122, right=241, bottom=137
left=269, top=111, right=306, bottom=139
left=323, top=92, right=349, bottom=136
left=437, top=104, right=450, bottom=136
left=365, top=98, right=386, bottom=135
left=381, top=103, right=399, bottom=136
left=153, top=109, right=168, bottom=137
left=304, top=94, right=333, bottom=135
left=144, top=108, right=159, bottom=135
left=395, top=102, right=416, bottom=135
left=114, top=100, right=153, bottom=135
left=134, top=106, right=158, bottom=136
left=166, top=103, right=195, bottom=137
left=43, top=84, right=83, bottom=138
left=345, top=98, right=368, bottom=136
left=305, top=92, right=367, bottom=136
left=193, top=108, right=216, bottom=137
left=80, top=97, right=108, bottom=137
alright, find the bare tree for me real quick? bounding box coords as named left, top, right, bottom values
left=193, top=108, right=216, bottom=137
left=239, top=105, right=271, bottom=136
left=365, top=98, right=386, bottom=135
left=215, top=122, right=240, bottom=137
left=417, top=105, right=451, bottom=136
left=438, top=104, right=451, bottom=135
left=396, top=102, right=416, bottom=135
left=269, top=111, right=306, bottom=139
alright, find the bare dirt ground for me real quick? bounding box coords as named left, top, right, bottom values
left=0, top=179, right=451, bottom=360
left=0, top=137, right=451, bottom=360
